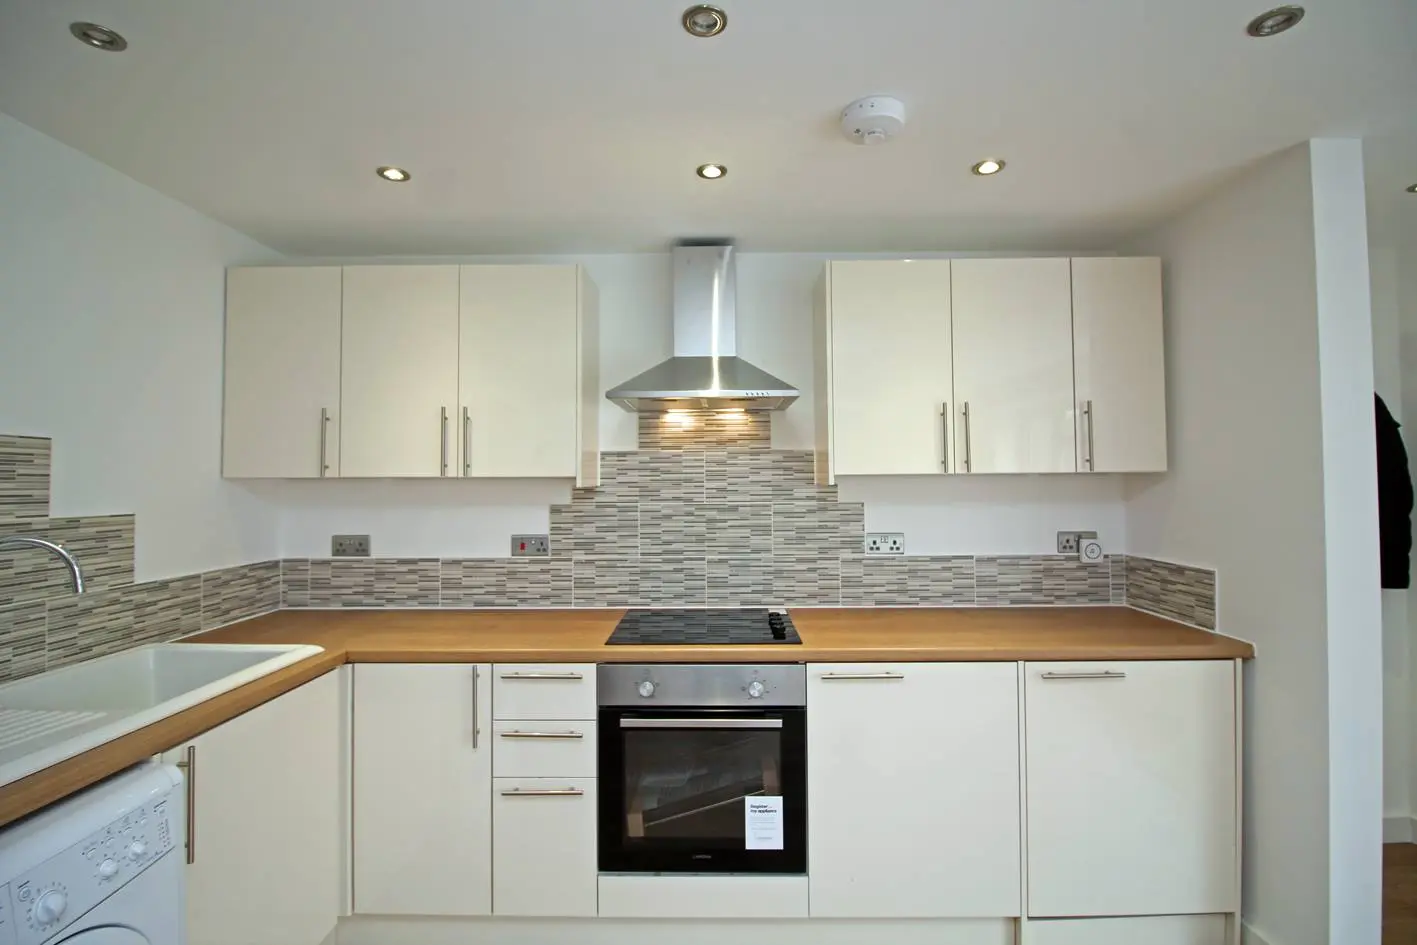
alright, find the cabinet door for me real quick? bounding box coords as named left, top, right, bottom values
left=808, top=663, right=1021, bottom=917
left=166, top=671, right=343, bottom=945
left=353, top=663, right=492, bottom=916
left=1072, top=257, right=1167, bottom=472
left=825, top=260, right=954, bottom=475
left=1024, top=661, right=1237, bottom=917
left=340, top=266, right=460, bottom=477
left=459, top=265, right=579, bottom=478
left=222, top=267, right=342, bottom=478
left=952, top=258, right=1076, bottom=473
left=493, top=778, right=597, bottom=916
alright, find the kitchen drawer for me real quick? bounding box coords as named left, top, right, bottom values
left=492, top=720, right=596, bottom=777
left=493, top=663, right=596, bottom=720
left=493, top=778, right=597, bottom=917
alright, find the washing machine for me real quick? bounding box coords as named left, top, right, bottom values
left=0, top=762, right=184, bottom=945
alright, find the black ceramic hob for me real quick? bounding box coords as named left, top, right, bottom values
left=606, top=608, right=801, bottom=645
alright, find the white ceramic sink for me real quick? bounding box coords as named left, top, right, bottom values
left=0, top=643, right=323, bottom=788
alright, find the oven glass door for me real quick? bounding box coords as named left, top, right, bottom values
left=599, top=708, right=807, bottom=873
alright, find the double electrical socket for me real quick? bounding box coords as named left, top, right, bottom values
left=1056, top=530, right=1098, bottom=556
left=865, top=532, right=906, bottom=556
left=331, top=534, right=371, bottom=557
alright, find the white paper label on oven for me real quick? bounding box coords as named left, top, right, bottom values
left=745, top=796, right=784, bottom=850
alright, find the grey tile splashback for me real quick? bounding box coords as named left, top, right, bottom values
left=1123, top=555, right=1217, bottom=630
left=0, top=433, right=281, bottom=683
left=638, top=411, right=771, bottom=450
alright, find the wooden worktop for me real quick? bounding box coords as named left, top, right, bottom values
left=0, top=606, right=1251, bottom=828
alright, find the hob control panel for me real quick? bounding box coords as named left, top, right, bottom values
left=8, top=795, right=175, bottom=945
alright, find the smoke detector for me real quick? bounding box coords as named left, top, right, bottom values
left=840, top=96, right=906, bottom=146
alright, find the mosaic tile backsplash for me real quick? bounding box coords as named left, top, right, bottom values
left=0, top=424, right=1221, bottom=684
left=0, top=435, right=281, bottom=683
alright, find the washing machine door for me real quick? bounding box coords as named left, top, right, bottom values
left=50, top=926, right=150, bottom=945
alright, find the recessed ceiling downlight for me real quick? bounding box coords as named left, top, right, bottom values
left=1407, top=183, right=1417, bottom=194
left=971, top=159, right=1006, bottom=176
left=69, top=22, right=128, bottom=51
left=376, top=166, right=411, bottom=182
left=682, top=5, right=727, bottom=37
left=696, top=163, right=727, bottom=179
left=1246, top=6, right=1305, bottom=37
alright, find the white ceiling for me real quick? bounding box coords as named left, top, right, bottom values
left=0, top=0, right=1413, bottom=255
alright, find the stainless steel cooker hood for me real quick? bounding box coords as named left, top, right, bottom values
left=606, top=242, right=799, bottom=412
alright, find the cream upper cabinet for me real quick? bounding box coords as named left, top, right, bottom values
left=1072, top=257, right=1168, bottom=472
left=459, top=265, right=599, bottom=484
left=353, top=663, right=493, bottom=916
left=340, top=266, right=460, bottom=478
left=807, top=663, right=1022, bottom=918
left=951, top=257, right=1077, bottom=474
left=222, top=267, right=342, bottom=478
left=1024, top=660, right=1239, bottom=918
left=817, top=260, right=954, bottom=480
left=162, top=670, right=344, bottom=945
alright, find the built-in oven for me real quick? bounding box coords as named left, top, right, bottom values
left=598, top=664, right=807, bottom=874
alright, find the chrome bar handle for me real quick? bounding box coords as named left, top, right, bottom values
left=499, top=731, right=585, bottom=739
left=961, top=401, right=973, bottom=472
left=440, top=407, right=449, bottom=477
left=319, top=408, right=331, bottom=477
left=176, top=745, right=196, bottom=864
left=500, top=788, right=584, bottom=797
left=820, top=672, right=906, bottom=680
left=620, top=718, right=784, bottom=730
left=462, top=407, right=471, bottom=476
left=1082, top=400, right=1095, bottom=471
left=1040, top=670, right=1127, bottom=680
left=940, top=402, right=949, bottom=471
left=499, top=672, right=584, bottom=680
left=471, top=666, right=480, bottom=750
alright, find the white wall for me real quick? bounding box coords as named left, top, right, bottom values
left=1124, top=141, right=1382, bottom=945
left=272, top=250, right=1127, bottom=557
left=0, top=114, right=281, bottom=579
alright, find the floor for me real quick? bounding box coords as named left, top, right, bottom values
left=1388, top=844, right=1417, bottom=944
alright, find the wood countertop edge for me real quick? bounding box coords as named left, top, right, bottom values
left=0, top=608, right=1252, bottom=829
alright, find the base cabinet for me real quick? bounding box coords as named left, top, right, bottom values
left=163, top=670, right=343, bottom=945
left=807, top=663, right=1022, bottom=918
left=493, top=778, right=597, bottom=916
left=1024, top=660, right=1238, bottom=917
left=353, top=663, right=492, bottom=916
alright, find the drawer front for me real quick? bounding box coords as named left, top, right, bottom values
left=493, top=663, right=596, bottom=720
left=1026, top=915, right=1228, bottom=945
left=493, top=778, right=597, bottom=917
left=492, top=721, right=597, bottom=777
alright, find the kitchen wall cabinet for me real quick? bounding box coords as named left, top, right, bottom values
left=817, top=260, right=954, bottom=476
left=492, top=777, right=598, bottom=916
left=340, top=266, right=461, bottom=478
left=807, top=663, right=1021, bottom=918
left=222, top=267, right=343, bottom=478
left=353, top=663, right=493, bottom=916
left=459, top=265, right=599, bottom=483
left=162, top=669, right=343, bottom=945
left=1024, top=660, right=1238, bottom=918
left=1071, top=257, right=1167, bottom=472
left=951, top=258, right=1076, bottom=474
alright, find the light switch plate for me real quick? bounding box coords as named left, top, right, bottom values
left=511, top=534, right=550, bottom=557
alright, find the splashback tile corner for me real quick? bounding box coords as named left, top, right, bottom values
left=1123, top=555, right=1217, bottom=630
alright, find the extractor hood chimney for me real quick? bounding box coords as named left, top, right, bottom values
left=606, top=242, right=799, bottom=412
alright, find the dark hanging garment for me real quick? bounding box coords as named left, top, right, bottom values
left=1376, top=393, right=1413, bottom=589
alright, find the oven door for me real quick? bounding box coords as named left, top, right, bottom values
left=598, top=707, right=807, bottom=874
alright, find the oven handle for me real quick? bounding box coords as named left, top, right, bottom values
left=618, top=718, right=784, bottom=730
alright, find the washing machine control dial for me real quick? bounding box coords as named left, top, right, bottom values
left=32, top=889, right=66, bottom=925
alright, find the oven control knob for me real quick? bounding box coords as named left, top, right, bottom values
left=128, top=840, right=147, bottom=859
left=97, top=858, right=119, bottom=879
left=747, top=681, right=766, bottom=699
left=33, top=889, right=67, bottom=924
left=638, top=680, right=656, bottom=698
